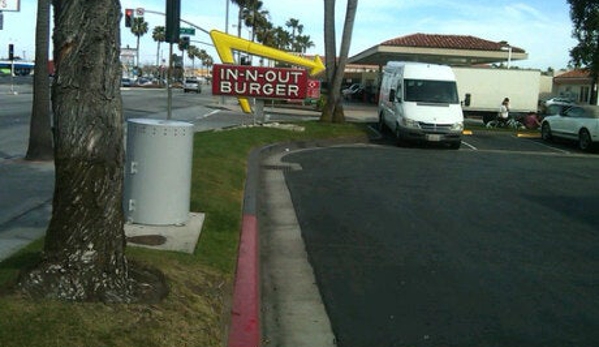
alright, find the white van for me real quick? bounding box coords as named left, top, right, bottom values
left=378, top=62, right=464, bottom=149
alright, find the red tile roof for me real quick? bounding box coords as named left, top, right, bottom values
left=555, top=69, right=590, bottom=79
left=381, top=33, right=525, bottom=53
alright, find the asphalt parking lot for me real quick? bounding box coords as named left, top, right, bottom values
left=273, top=130, right=599, bottom=347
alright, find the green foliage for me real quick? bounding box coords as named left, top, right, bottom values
left=568, top=0, right=599, bottom=77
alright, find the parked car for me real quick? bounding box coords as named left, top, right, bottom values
left=543, top=97, right=576, bottom=107
left=541, top=105, right=599, bottom=151
left=135, top=77, right=153, bottom=87
left=538, top=101, right=574, bottom=121
left=342, top=83, right=363, bottom=100
left=121, top=77, right=132, bottom=87
left=183, top=78, right=202, bottom=93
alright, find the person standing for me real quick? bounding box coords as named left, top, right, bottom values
left=498, top=97, right=510, bottom=125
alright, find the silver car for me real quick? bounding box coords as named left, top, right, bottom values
left=183, top=78, right=202, bottom=93
left=541, top=105, right=599, bottom=151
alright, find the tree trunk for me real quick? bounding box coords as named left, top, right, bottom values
left=19, top=0, right=165, bottom=303
left=320, top=0, right=359, bottom=123
left=25, top=0, right=54, bottom=161
left=321, top=0, right=337, bottom=123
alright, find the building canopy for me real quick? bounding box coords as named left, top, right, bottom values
left=348, top=33, right=528, bottom=67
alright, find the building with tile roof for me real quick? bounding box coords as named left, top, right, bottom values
left=348, top=33, right=527, bottom=67
left=553, top=69, right=595, bottom=104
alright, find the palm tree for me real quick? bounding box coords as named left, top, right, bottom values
left=255, top=21, right=275, bottom=47
left=203, top=55, right=214, bottom=81
left=131, top=17, right=149, bottom=67
left=294, top=34, right=314, bottom=54
left=26, top=0, right=53, bottom=161
left=242, top=0, right=269, bottom=42
left=187, top=45, right=199, bottom=73
left=285, top=18, right=304, bottom=51
left=321, top=0, right=359, bottom=123
left=177, top=38, right=190, bottom=74
left=152, top=26, right=166, bottom=67
left=231, top=0, right=250, bottom=38
left=196, top=49, right=208, bottom=76
left=274, top=26, right=291, bottom=51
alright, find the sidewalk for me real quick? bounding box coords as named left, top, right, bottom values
left=0, top=158, right=54, bottom=260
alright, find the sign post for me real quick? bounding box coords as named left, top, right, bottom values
left=0, top=0, right=20, bottom=12
left=180, top=27, right=196, bottom=36
left=212, top=64, right=309, bottom=124
left=212, top=65, right=308, bottom=100
left=209, top=30, right=325, bottom=113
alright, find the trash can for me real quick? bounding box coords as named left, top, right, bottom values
left=123, top=118, right=194, bottom=225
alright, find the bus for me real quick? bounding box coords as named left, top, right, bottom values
left=0, top=60, right=35, bottom=76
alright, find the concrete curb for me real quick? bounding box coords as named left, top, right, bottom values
left=228, top=146, right=262, bottom=347
left=227, top=136, right=373, bottom=347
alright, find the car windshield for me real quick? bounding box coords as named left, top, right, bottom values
left=185, top=79, right=197, bottom=84
left=404, top=79, right=459, bottom=104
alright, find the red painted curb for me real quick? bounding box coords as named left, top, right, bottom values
left=228, top=214, right=260, bottom=347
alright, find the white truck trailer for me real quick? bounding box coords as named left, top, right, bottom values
left=452, top=67, right=541, bottom=122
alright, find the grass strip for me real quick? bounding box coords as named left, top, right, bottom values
left=0, top=121, right=369, bottom=347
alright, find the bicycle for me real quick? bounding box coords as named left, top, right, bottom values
left=486, top=115, right=526, bottom=129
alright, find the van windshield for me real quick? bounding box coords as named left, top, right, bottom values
left=404, top=79, right=459, bottom=104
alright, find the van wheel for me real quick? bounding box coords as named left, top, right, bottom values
left=449, top=141, right=461, bottom=150
left=378, top=114, right=386, bottom=133
left=395, top=127, right=406, bottom=147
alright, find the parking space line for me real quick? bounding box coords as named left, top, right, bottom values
left=532, top=141, right=572, bottom=154
left=461, top=141, right=478, bottom=150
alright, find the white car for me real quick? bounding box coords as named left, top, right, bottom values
left=341, top=83, right=363, bottom=99
left=541, top=105, right=599, bottom=151
left=183, top=78, right=202, bottom=93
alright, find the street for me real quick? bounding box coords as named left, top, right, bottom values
left=0, top=76, right=317, bottom=160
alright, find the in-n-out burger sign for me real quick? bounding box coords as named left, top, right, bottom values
left=212, top=64, right=308, bottom=99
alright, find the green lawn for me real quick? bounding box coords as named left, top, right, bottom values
left=0, top=121, right=370, bottom=347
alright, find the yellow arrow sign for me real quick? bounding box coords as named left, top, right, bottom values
left=210, top=29, right=325, bottom=113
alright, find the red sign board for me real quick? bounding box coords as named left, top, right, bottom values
left=212, top=64, right=308, bottom=100
left=306, top=79, right=321, bottom=99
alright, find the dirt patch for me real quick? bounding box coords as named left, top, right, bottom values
left=127, top=235, right=167, bottom=246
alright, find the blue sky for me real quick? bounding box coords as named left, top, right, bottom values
left=1, top=0, right=576, bottom=70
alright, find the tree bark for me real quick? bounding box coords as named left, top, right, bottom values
left=25, top=0, right=54, bottom=161
left=19, top=0, right=162, bottom=303
left=320, top=0, right=358, bottom=123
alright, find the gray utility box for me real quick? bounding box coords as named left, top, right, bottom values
left=124, top=118, right=194, bottom=225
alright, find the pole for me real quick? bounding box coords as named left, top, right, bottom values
left=10, top=60, right=15, bottom=95
left=167, top=42, right=173, bottom=120
left=225, top=0, right=229, bottom=34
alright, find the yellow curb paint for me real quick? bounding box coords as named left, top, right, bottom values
left=517, top=133, right=541, bottom=138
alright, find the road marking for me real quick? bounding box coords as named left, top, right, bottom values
left=196, top=109, right=220, bottom=120
left=533, top=141, right=572, bottom=154
left=462, top=141, right=478, bottom=150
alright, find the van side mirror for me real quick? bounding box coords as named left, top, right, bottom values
left=389, top=89, right=401, bottom=103
left=464, top=93, right=471, bottom=107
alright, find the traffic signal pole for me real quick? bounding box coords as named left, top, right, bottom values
left=167, top=42, right=173, bottom=120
